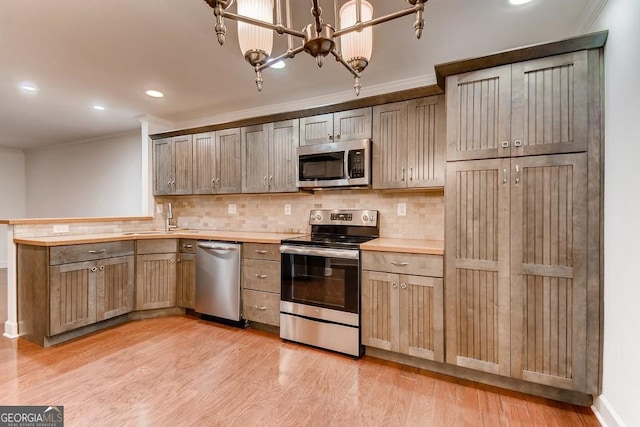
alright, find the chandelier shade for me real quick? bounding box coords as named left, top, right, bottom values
left=237, top=0, right=274, bottom=64
left=339, top=0, right=373, bottom=72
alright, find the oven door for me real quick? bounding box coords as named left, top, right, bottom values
left=280, top=245, right=359, bottom=316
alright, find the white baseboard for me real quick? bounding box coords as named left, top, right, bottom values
left=3, top=321, right=18, bottom=339
left=593, top=395, right=627, bottom=427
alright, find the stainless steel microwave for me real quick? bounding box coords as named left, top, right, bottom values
left=296, top=139, right=371, bottom=189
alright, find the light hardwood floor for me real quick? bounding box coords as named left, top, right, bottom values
left=0, top=269, right=598, bottom=426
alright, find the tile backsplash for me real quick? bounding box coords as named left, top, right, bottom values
left=156, top=189, right=444, bottom=240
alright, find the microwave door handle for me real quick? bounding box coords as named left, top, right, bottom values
left=344, top=152, right=350, bottom=180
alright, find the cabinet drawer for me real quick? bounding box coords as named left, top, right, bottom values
left=50, top=241, right=134, bottom=265
left=243, top=289, right=280, bottom=326
left=243, top=243, right=280, bottom=261
left=178, top=239, right=197, bottom=254
left=136, top=239, right=177, bottom=255
left=242, top=259, right=280, bottom=293
left=361, top=251, right=443, bottom=277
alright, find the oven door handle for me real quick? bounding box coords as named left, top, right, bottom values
left=279, top=245, right=359, bottom=260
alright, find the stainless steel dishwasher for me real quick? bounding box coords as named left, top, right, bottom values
left=195, top=241, right=242, bottom=323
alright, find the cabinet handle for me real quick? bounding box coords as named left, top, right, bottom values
left=183, top=244, right=193, bottom=249
left=515, top=165, right=520, bottom=186
left=328, top=134, right=333, bottom=140
left=400, top=282, right=407, bottom=289
left=255, top=250, right=268, bottom=254
left=409, top=167, right=413, bottom=181
left=514, top=139, right=522, bottom=147
left=392, top=282, right=398, bottom=289
left=335, top=133, right=341, bottom=139
left=255, top=274, right=267, bottom=279
left=211, top=178, right=215, bottom=188
left=99, top=265, right=105, bottom=271
left=167, top=181, right=172, bottom=189
left=88, top=249, right=105, bottom=254
left=263, top=176, right=268, bottom=187
left=503, top=168, right=508, bottom=186
left=269, top=176, right=273, bottom=183
left=390, top=261, right=409, bottom=266
left=90, top=266, right=97, bottom=272
left=401, top=167, right=405, bottom=182
left=501, top=141, right=510, bottom=148
left=254, top=305, right=267, bottom=311
left=172, top=180, right=176, bottom=189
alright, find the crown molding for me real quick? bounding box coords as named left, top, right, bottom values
left=574, top=0, right=609, bottom=34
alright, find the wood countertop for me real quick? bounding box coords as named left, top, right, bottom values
left=13, top=230, right=305, bottom=246
left=1, top=216, right=154, bottom=225
left=361, top=238, right=444, bottom=255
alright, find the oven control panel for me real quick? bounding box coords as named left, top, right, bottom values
left=309, top=209, right=378, bottom=227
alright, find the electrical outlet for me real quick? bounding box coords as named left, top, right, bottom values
left=156, top=204, right=163, bottom=214
left=53, top=224, right=69, bottom=234
left=284, top=204, right=291, bottom=215
left=228, top=203, right=237, bottom=214
left=397, top=203, right=407, bottom=217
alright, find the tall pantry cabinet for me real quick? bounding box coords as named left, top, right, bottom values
left=442, top=42, right=604, bottom=395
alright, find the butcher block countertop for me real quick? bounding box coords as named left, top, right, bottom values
left=13, top=230, right=305, bottom=247
left=0, top=216, right=154, bottom=225
left=360, top=238, right=444, bottom=255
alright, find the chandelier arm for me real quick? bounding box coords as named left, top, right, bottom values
left=256, top=45, right=306, bottom=72
left=221, top=10, right=306, bottom=39
left=330, top=49, right=360, bottom=78
left=333, top=5, right=418, bottom=38
left=285, top=0, right=295, bottom=51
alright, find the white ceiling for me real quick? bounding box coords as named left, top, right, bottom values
left=0, top=0, right=595, bottom=150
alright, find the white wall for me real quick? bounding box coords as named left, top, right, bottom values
left=591, top=0, right=640, bottom=426
left=0, top=148, right=26, bottom=267
left=25, top=132, right=142, bottom=218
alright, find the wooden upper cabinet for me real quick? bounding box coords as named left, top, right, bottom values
left=447, top=51, right=589, bottom=161
left=153, top=135, right=192, bottom=195
left=373, top=96, right=444, bottom=189
left=242, top=120, right=299, bottom=193
left=192, top=129, right=242, bottom=194
left=300, top=107, right=371, bottom=145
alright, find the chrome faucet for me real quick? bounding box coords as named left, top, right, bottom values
left=165, top=203, right=177, bottom=231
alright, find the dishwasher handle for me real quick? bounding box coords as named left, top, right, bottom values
left=197, top=242, right=239, bottom=251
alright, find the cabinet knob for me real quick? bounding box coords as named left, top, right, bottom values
left=90, top=266, right=97, bottom=273
left=99, top=265, right=105, bottom=271
left=501, top=141, right=510, bottom=148
left=400, top=282, right=407, bottom=289
left=392, top=282, right=398, bottom=289
left=176, top=258, right=182, bottom=263
left=170, top=258, right=176, bottom=263
left=514, top=139, right=522, bottom=147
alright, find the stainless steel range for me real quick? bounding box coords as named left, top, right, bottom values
left=280, top=209, right=379, bottom=357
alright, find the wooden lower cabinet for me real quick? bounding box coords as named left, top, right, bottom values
left=96, top=255, right=135, bottom=321
left=361, top=269, right=444, bottom=362
left=50, top=260, right=98, bottom=335
left=135, top=253, right=177, bottom=310
left=176, top=253, right=196, bottom=309
left=241, top=243, right=280, bottom=327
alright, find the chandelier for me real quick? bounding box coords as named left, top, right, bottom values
left=203, top=0, right=427, bottom=95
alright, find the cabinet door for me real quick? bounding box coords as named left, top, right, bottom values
left=361, top=271, right=399, bottom=352
left=511, top=51, right=589, bottom=157
left=241, top=124, right=270, bottom=193
left=510, top=153, right=588, bottom=391
left=269, top=119, right=299, bottom=193
left=446, top=65, right=512, bottom=161
left=176, top=253, right=196, bottom=309
left=50, top=261, right=97, bottom=335
left=372, top=101, right=408, bottom=189
left=96, top=255, right=134, bottom=321
left=217, top=128, right=242, bottom=193
left=334, top=107, right=372, bottom=141
left=299, top=113, right=333, bottom=146
left=399, top=274, right=444, bottom=362
left=445, top=158, right=511, bottom=376
left=172, top=135, right=193, bottom=194
left=192, top=132, right=217, bottom=194
left=135, top=253, right=177, bottom=310
left=153, top=138, right=174, bottom=195
left=407, top=96, right=446, bottom=188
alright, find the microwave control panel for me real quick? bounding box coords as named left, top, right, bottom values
left=348, top=149, right=366, bottom=178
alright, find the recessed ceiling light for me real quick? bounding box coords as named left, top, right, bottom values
left=93, top=105, right=106, bottom=111
left=509, top=0, right=534, bottom=5
left=269, top=60, right=286, bottom=69
left=19, top=83, right=39, bottom=93
left=145, top=90, right=164, bottom=98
